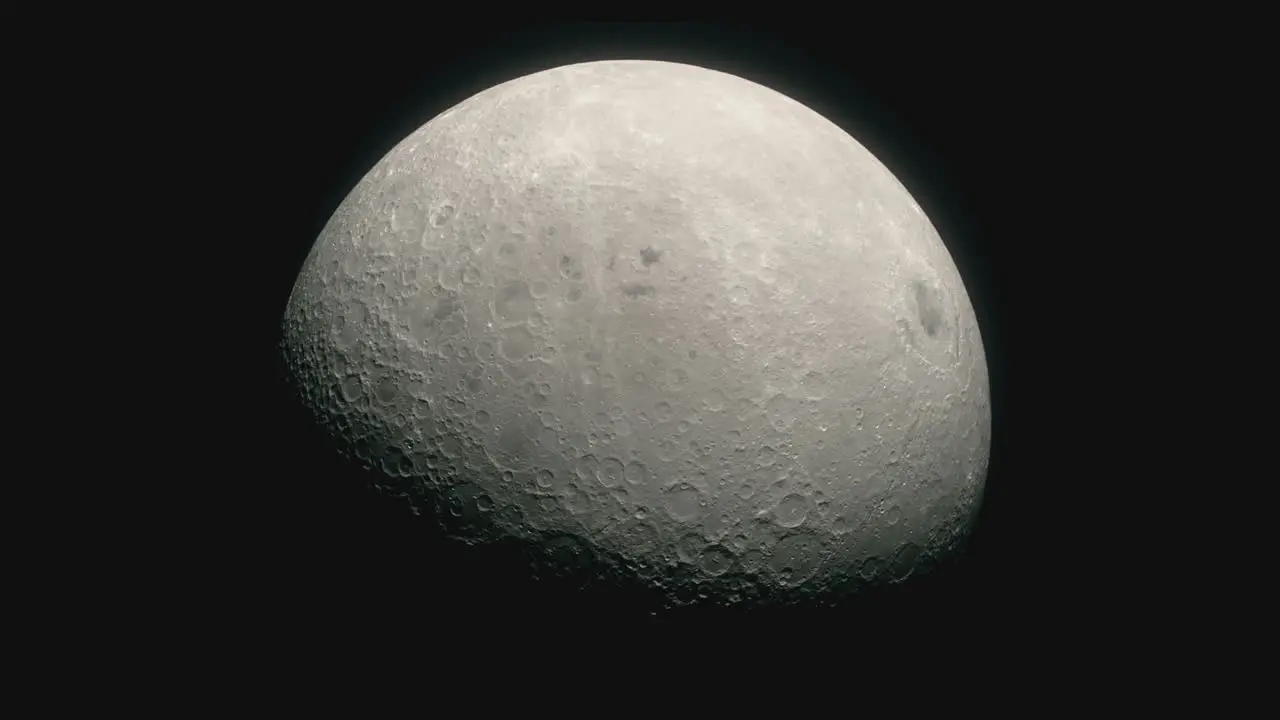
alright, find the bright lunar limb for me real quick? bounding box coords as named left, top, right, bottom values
left=281, top=60, right=991, bottom=609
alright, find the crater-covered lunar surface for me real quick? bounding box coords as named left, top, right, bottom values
left=281, top=60, right=990, bottom=609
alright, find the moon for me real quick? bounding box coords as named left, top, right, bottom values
left=281, top=60, right=990, bottom=609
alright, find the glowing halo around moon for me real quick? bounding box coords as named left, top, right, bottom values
left=281, top=60, right=990, bottom=609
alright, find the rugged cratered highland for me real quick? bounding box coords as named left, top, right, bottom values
left=281, top=60, right=990, bottom=609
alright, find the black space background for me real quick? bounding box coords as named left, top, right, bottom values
left=208, top=21, right=1092, bottom=653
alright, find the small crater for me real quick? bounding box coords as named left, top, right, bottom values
left=429, top=203, right=456, bottom=228
left=460, top=262, right=484, bottom=285
left=757, top=445, right=777, bottom=467
left=614, top=519, right=662, bottom=554
left=740, top=549, right=766, bottom=573
left=656, top=437, right=685, bottom=461
left=859, top=556, right=884, bottom=582
left=768, top=531, right=821, bottom=586
left=665, top=368, right=689, bottom=390
left=340, top=375, right=363, bottom=402
left=654, top=401, right=674, bottom=422
left=575, top=454, right=600, bottom=482
left=705, top=388, right=728, bottom=412
left=800, top=370, right=826, bottom=400
left=409, top=287, right=463, bottom=342
left=774, top=493, right=809, bottom=528
left=699, top=545, right=734, bottom=576
left=886, top=504, right=902, bottom=525
left=599, top=457, right=625, bottom=487
left=639, top=246, right=663, bottom=266
left=496, top=241, right=521, bottom=265
left=494, top=280, right=536, bottom=323
left=498, top=326, right=537, bottom=361
left=374, top=373, right=399, bottom=404
left=443, top=482, right=488, bottom=533
left=676, top=532, right=704, bottom=562
left=890, top=542, right=922, bottom=582
left=559, top=255, right=585, bottom=281
left=663, top=483, right=703, bottom=521
left=430, top=289, right=460, bottom=320
left=623, top=460, right=649, bottom=486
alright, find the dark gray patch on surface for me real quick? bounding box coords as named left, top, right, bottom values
left=639, top=246, right=663, bottom=266
left=559, top=255, right=585, bottom=281
left=621, top=282, right=656, bottom=298
left=912, top=280, right=945, bottom=338
left=431, top=290, right=460, bottom=321
left=429, top=203, right=456, bottom=228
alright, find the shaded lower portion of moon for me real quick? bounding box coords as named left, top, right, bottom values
left=282, top=377, right=983, bottom=615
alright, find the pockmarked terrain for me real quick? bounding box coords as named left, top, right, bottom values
left=281, top=60, right=991, bottom=610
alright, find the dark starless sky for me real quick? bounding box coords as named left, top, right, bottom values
left=224, top=21, right=1055, bottom=648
